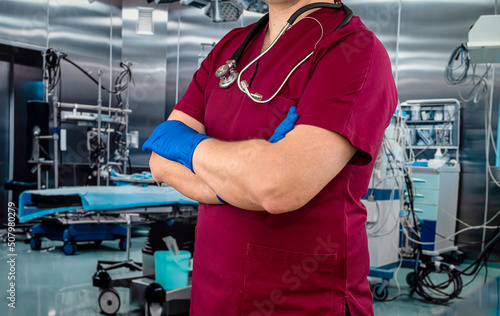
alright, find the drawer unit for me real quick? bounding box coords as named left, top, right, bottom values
left=413, top=188, right=439, bottom=206
left=413, top=204, right=438, bottom=221
left=409, top=163, right=460, bottom=256
left=412, top=173, right=440, bottom=190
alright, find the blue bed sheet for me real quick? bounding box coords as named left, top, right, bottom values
left=19, top=185, right=197, bottom=223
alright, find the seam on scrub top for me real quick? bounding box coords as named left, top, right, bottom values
left=344, top=175, right=350, bottom=314
left=344, top=33, right=376, bottom=137
left=176, top=101, right=205, bottom=123
left=239, top=211, right=259, bottom=315
left=240, top=243, right=250, bottom=316
left=325, top=174, right=350, bottom=315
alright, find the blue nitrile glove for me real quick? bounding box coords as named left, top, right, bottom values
left=142, top=120, right=211, bottom=173
left=268, top=106, right=299, bottom=143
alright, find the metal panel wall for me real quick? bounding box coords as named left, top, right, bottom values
left=0, top=0, right=48, bottom=50
left=122, top=0, right=169, bottom=167
left=47, top=0, right=122, bottom=182
left=343, top=0, right=400, bottom=79
left=165, top=4, right=262, bottom=115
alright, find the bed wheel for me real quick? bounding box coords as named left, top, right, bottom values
left=145, top=302, right=164, bottom=316
left=63, top=242, right=77, bottom=255
left=118, top=239, right=128, bottom=251
left=30, top=238, right=42, bottom=250
left=145, top=283, right=166, bottom=316
left=372, top=283, right=389, bottom=301
left=99, top=288, right=121, bottom=315
left=406, top=272, right=416, bottom=288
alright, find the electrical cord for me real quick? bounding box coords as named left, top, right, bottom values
left=445, top=44, right=470, bottom=85
left=403, top=216, right=500, bottom=304
left=413, top=261, right=463, bottom=304
left=43, top=48, right=134, bottom=175
left=44, top=48, right=133, bottom=100
left=402, top=170, right=463, bottom=305
left=399, top=169, right=489, bottom=305
left=44, top=49, right=63, bottom=95
left=444, top=44, right=491, bottom=104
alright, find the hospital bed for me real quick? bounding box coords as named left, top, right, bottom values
left=19, top=185, right=197, bottom=255
left=19, top=184, right=198, bottom=315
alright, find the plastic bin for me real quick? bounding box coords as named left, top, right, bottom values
left=154, top=250, right=191, bottom=290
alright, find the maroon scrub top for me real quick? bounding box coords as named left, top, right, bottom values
left=174, top=7, right=398, bottom=316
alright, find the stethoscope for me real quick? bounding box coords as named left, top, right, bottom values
left=215, top=2, right=353, bottom=104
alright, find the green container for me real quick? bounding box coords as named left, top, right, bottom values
left=154, top=250, right=191, bottom=290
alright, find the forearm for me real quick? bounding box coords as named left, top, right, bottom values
left=192, top=125, right=357, bottom=214
left=144, top=114, right=356, bottom=213
left=192, top=137, right=315, bottom=213
left=149, top=152, right=220, bottom=204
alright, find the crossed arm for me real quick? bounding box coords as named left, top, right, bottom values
left=148, top=109, right=357, bottom=214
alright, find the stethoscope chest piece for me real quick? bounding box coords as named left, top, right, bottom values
left=218, top=69, right=238, bottom=88
left=214, top=2, right=353, bottom=101
left=216, top=60, right=238, bottom=88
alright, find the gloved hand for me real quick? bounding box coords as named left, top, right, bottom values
left=268, top=106, right=299, bottom=143
left=142, top=120, right=211, bottom=173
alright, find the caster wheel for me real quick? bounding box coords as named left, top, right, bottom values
left=62, top=242, right=77, bottom=255
left=30, top=238, right=42, bottom=250
left=99, top=288, right=121, bottom=315
left=145, top=283, right=166, bottom=316
left=406, top=272, right=416, bottom=288
left=145, top=302, right=164, bottom=316
left=118, top=239, right=128, bottom=251
left=450, top=252, right=464, bottom=265
left=372, top=283, right=389, bottom=301
left=24, top=232, right=32, bottom=243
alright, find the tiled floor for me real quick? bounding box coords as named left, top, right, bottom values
left=1, top=232, right=500, bottom=316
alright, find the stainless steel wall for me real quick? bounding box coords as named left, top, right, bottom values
left=122, top=0, right=170, bottom=166
left=47, top=0, right=123, bottom=179
left=0, top=0, right=48, bottom=50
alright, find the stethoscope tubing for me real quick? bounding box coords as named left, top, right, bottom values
left=216, top=1, right=353, bottom=103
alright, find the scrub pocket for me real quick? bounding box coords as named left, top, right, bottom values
left=258, top=95, right=298, bottom=140
left=241, top=243, right=337, bottom=316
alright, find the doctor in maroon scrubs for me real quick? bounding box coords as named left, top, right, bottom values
left=143, top=0, right=397, bottom=315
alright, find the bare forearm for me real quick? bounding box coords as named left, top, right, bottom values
left=192, top=139, right=271, bottom=211
left=192, top=138, right=321, bottom=213
left=192, top=125, right=357, bottom=214
left=149, top=152, right=220, bottom=204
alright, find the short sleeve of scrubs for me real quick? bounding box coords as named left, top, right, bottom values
left=174, top=53, right=211, bottom=123
left=296, top=29, right=397, bottom=166
left=174, top=28, right=242, bottom=124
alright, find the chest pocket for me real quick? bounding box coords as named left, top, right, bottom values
left=204, top=89, right=298, bottom=142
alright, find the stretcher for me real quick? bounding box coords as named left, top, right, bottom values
left=19, top=184, right=198, bottom=315
left=18, top=185, right=197, bottom=255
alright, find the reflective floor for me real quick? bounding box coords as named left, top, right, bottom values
left=1, top=231, right=500, bottom=316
